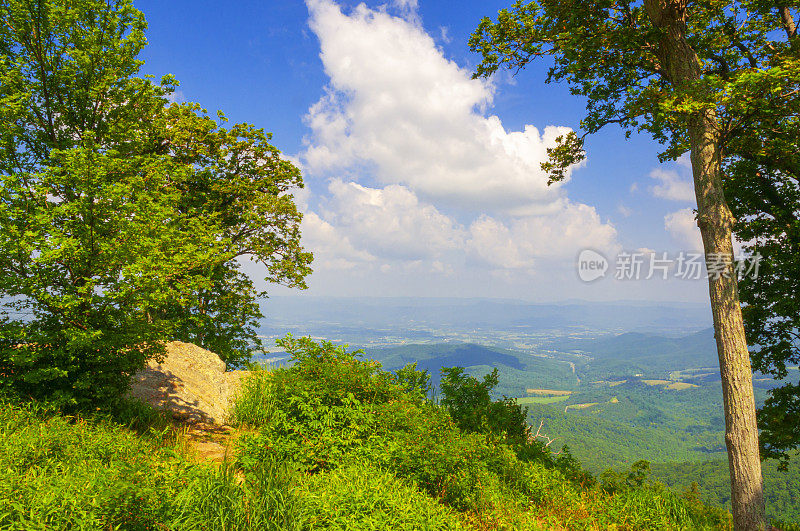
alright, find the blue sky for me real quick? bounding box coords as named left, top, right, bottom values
left=133, top=0, right=711, bottom=302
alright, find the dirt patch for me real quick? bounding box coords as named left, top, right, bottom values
left=130, top=341, right=245, bottom=425
left=182, top=424, right=238, bottom=463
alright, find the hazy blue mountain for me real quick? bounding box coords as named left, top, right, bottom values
left=259, top=297, right=712, bottom=336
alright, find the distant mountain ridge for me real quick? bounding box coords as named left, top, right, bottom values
left=259, top=297, right=712, bottom=335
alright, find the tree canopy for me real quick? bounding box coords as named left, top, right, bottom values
left=0, top=0, right=311, bottom=409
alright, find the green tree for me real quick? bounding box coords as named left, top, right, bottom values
left=0, top=0, right=311, bottom=409
left=722, top=49, right=800, bottom=468
left=138, top=103, right=312, bottom=366
left=470, top=2, right=799, bottom=528
left=440, top=367, right=528, bottom=440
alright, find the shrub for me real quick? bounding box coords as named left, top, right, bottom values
left=439, top=365, right=589, bottom=484
left=373, top=400, right=495, bottom=512
left=270, top=334, right=402, bottom=406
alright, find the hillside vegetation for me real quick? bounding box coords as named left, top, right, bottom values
left=0, top=337, right=736, bottom=530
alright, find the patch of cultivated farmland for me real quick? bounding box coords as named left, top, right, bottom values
left=517, top=395, right=570, bottom=405
left=526, top=389, right=572, bottom=396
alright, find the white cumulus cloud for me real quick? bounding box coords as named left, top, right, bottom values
left=468, top=203, right=618, bottom=270
left=301, top=211, right=376, bottom=270
left=292, top=0, right=621, bottom=294
left=303, top=0, right=575, bottom=211
left=321, top=180, right=465, bottom=260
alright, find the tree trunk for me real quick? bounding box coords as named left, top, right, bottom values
left=643, top=1, right=766, bottom=529
left=689, top=112, right=766, bottom=531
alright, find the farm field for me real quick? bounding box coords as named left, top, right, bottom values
left=517, top=395, right=570, bottom=405
left=525, top=388, right=572, bottom=396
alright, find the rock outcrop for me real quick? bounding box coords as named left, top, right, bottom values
left=129, top=341, right=244, bottom=425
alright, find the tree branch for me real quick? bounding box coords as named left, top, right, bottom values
left=779, top=6, right=797, bottom=40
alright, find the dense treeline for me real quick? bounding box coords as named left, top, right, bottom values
left=651, top=457, right=800, bottom=522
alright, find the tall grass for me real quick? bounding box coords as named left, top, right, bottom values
left=0, top=397, right=300, bottom=530
left=229, top=364, right=276, bottom=427
left=296, top=463, right=467, bottom=530
left=0, top=399, right=187, bottom=529
left=172, top=457, right=301, bottom=531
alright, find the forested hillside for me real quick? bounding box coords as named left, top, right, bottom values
left=367, top=343, right=578, bottom=392
left=651, top=458, right=800, bottom=522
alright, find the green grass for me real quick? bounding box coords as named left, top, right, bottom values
left=296, top=464, right=466, bottom=530
left=229, top=364, right=275, bottom=427
left=0, top=398, right=299, bottom=530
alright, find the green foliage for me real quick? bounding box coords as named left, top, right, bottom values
left=232, top=335, right=732, bottom=529
left=722, top=27, right=800, bottom=463
left=0, top=397, right=303, bottom=530
left=728, top=116, right=800, bottom=465
left=651, top=455, right=800, bottom=524
left=440, top=366, right=589, bottom=486
left=173, top=458, right=302, bottom=531
left=394, top=361, right=433, bottom=399
left=0, top=0, right=311, bottom=409
left=272, top=334, right=399, bottom=406
left=470, top=0, right=798, bottom=167
left=600, top=460, right=653, bottom=493
left=140, top=104, right=313, bottom=366
left=0, top=139, right=219, bottom=409
left=758, top=382, right=800, bottom=466
left=296, top=463, right=466, bottom=529
left=441, top=367, right=525, bottom=440
left=234, top=341, right=498, bottom=513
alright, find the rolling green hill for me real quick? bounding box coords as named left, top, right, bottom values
left=555, top=328, right=720, bottom=381
left=364, top=343, right=579, bottom=394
